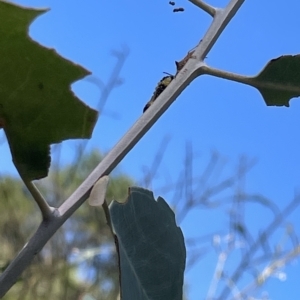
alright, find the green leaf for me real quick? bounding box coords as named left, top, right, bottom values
left=249, top=55, right=300, bottom=107
left=109, top=187, right=186, bottom=300
left=0, top=1, right=98, bottom=180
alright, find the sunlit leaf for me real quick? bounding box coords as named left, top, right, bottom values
left=0, top=1, right=98, bottom=180
left=249, top=55, right=300, bottom=107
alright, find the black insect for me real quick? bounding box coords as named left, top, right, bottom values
left=169, top=1, right=175, bottom=5
left=143, top=74, right=174, bottom=113
left=173, top=7, right=184, bottom=12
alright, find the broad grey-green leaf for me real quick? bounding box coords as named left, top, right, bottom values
left=249, top=55, right=300, bottom=107
left=109, top=187, right=186, bottom=300
left=0, top=1, right=98, bottom=180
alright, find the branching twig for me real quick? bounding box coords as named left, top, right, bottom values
left=217, top=195, right=300, bottom=300
left=231, top=245, right=300, bottom=300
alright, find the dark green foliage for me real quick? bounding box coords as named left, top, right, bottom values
left=250, top=55, right=300, bottom=107
left=0, top=2, right=98, bottom=180
left=110, top=187, right=186, bottom=300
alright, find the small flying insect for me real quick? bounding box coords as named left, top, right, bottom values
left=173, top=7, right=184, bottom=12
left=169, top=1, right=175, bottom=5
left=143, top=73, right=174, bottom=113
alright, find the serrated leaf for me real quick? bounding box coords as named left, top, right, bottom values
left=0, top=1, right=98, bottom=180
left=109, top=187, right=186, bottom=300
left=249, top=55, right=300, bottom=107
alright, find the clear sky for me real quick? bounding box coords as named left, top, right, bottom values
left=1, top=0, right=300, bottom=299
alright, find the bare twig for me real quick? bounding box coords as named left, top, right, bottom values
left=232, top=245, right=300, bottom=300
left=141, top=135, right=171, bottom=188
left=22, top=178, right=54, bottom=220
left=189, top=0, right=216, bottom=17
left=207, top=251, right=228, bottom=299
left=217, top=195, right=300, bottom=300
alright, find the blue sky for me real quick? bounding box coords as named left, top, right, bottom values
left=1, top=0, right=300, bottom=299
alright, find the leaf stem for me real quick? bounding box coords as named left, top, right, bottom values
left=189, top=0, right=216, bottom=17
left=102, top=200, right=113, bottom=233
left=201, top=64, right=253, bottom=85
left=102, top=200, right=122, bottom=298
left=22, top=178, right=54, bottom=220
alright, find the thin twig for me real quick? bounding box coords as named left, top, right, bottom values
left=141, top=135, right=171, bottom=188
left=217, top=195, right=300, bottom=300
left=102, top=200, right=122, bottom=298
left=207, top=251, right=228, bottom=299
left=22, top=178, right=54, bottom=220
left=231, top=245, right=300, bottom=300
left=102, top=200, right=113, bottom=235
left=189, top=0, right=216, bottom=17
